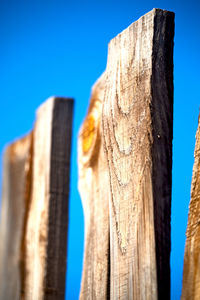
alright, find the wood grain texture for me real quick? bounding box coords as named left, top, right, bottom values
left=0, top=134, right=32, bottom=300
left=182, top=115, right=200, bottom=300
left=24, top=97, right=73, bottom=300
left=78, top=73, right=110, bottom=299
left=102, top=8, right=174, bottom=300
left=79, top=8, right=174, bottom=300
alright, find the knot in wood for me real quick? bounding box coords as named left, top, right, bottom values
left=82, top=114, right=96, bottom=153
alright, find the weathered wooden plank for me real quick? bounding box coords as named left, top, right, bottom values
left=0, top=133, right=32, bottom=300
left=78, top=73, right=110, bottom=299
left=182, top=115, right=200, bottom=300
left=102, top=8, right=174, bottom=300
left=79, top=8, right=174, bottom=300
left=24, top=97, right=73, bottom=300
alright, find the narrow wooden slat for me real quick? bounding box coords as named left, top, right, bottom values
left=78, top=73, right=110, bottom=299
left=182, top=115, right=200, bottom=300
left=24, top=97, right=73, bottom=300
left=0, top=134, right=32, bottom=300
left=102, top=8, right=174, bottom=299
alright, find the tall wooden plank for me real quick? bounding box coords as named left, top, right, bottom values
left=24, top=97, right=73, bottom=300
left=0, top=134, right=32, bottom=300
left=78, top=73, right=110, bottom=299
left=102, top=8, right=174, bottom=299
left=182, top=115, right=200, bottom=300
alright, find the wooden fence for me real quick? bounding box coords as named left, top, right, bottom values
left=0, top=7, right=199, bottom=300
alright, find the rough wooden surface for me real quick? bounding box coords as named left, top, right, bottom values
left=25, top=97, right=73, bottom=300
left=182, top=115, right=200, bottom=300
left=0, top=96, right=73, bottom=300
left=0, top=134, right=32, bottom=300
left=78, top=73, right=110, bottom=299
left=103, top=8, right=174, bottom=300
left=79, top=8, right=174, bottom=300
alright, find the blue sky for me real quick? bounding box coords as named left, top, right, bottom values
left=0, top=0, right=200, bottom=299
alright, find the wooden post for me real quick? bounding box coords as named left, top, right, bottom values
left=182, top=114, right=200, bottom=300
left=0, top=134, right=32, bottom=300
left=0, top=97, right=73, bottom=300
left=79, top=8, right=174, bottom=299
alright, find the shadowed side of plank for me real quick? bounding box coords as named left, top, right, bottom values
left=102, top=8, right=174, bottom=300
left=0, top=134, right=32, bottom=300
left=151, top=10, right=174, bottom=299
left=182, top=115, right=200, bottom=300
left=78, top=73, right=110, bottom=299
left=44, top=98, right=73, bottom=300
left=24, top=97, right=73, bottom=300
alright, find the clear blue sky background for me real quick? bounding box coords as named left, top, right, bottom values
left=0, top=0, right=200, bottom=299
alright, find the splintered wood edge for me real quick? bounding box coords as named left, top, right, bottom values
left=182, top=114, right=200, bottom=299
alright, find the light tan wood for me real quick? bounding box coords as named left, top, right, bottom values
left=24, top=97, right=73, bottom=300
left=182, top=115, right=200, bottom=300
left=79, top=73, right=110, bottom=299
left=79, top=8, right=174, bottom=300
left=103, top=8, right=174, bottom=300
left=0, top=134, right=32, bottom=300
left=0, top=96, right=73, bottom=300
